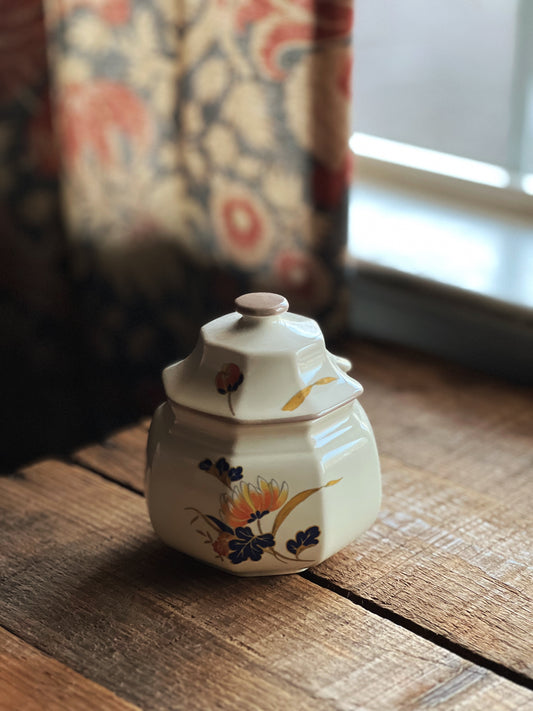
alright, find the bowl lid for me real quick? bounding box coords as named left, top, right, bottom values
left=162, top=292, right=363, bottom=423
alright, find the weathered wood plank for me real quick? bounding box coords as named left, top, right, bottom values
left=0, top=627, right=140, bottom=711
left=314, top=452, right=533, bottom=676
left=308, top=342, right=533, bottom=676
left=2, top=460, right=532, bottom=710
left=345, top=342, right=533, bottom=505
left=72, top=422, right=148, bottom=491
left=70, top=343, right=533, bottom=679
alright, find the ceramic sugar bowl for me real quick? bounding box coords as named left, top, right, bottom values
left=146, top=293, right=381, bottom=576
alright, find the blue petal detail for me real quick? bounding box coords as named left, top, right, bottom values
left=198, top=459, right=212, bottom=471
left=229, top=466, right=243, bottom=482
left=228, top=527, right=275, bottom=564
left=216, top=458, right=230, bottom=475
left=286, top=525, right=321, bottom=555
left=247, top=509, right=269, bottom=523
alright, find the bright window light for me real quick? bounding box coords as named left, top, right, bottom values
left=349, top=183, right=533, bottom=310
left=350, top=133, right=511, bottom=189
left=521, top=174, right=533, bottom=195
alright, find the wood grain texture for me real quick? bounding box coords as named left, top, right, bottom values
left=70, top=342, right=533, bottom=679
left=72, top=421, right=148, bottom=491
left=0, top=628, right=139, bottom=711
left=314, top=452, right=533, bottom=677
left=311, top=342, right=533, bottom=676
left=346, top=342, right=533, bottom=505
left=2, top=460, right=532, bottom=710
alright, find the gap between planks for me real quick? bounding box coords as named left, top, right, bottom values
left=301, top=570, right=533, bottom=693
left=3, top=459, right=533, bottom=711
left=63, top=453, right=533, bottom=695
left=68, top=347, right=533, bottom=683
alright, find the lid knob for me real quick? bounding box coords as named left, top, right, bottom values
left=235, top=292, right=289, bottom=317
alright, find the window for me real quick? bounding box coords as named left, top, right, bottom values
left=351, top=0, right=533, bottom=189
left=348, top=0, right=533, bottom=381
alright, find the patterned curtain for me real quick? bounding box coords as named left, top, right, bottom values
left=1, top=0, right=354, bottom=464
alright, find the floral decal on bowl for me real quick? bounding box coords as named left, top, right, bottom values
left=286, top=525, right=321, bottom=556
left=198, top=457, right=243, bottom=487
left=187, top=459, right=341, bottom=566
left=215, top=363, right=243, bottom=416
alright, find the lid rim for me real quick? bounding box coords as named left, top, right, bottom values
left=166, top=390, right=362, bottom=426
left=162, top=293, right=362, bottom=425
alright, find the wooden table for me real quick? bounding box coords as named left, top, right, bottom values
left=2, top=341, right=533, bottom=710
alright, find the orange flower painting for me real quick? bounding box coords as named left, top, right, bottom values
left=220, top=477, right=289, bottom=530
left=186, top=458, right=341, bottom=567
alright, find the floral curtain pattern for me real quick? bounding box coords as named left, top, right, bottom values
left=1, top=0, right=353, bottom=463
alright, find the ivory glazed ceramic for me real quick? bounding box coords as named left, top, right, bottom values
left=146, top=293, right=381, bottom=576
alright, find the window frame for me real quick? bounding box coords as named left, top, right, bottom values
left=346, top=0, right=533, bottom=383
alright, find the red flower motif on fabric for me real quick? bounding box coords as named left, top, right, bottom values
left=233, top=0, right=353, bottom=80
left=222, top=198, right=262, bottom=250
left=235, top=0, right=274, bottom=29
left=212, top=183, right=272, bottom=268
left=274, top=250, right=332, bottom=311
left=54, top=0, right=131, bottom=26
left=259, top=23, right=314, bottom=80
left=57, top=81, right=152, bottom=167
left=95, top=0, right=130, bottom=25
left=0, top=0, right=48, bottom=102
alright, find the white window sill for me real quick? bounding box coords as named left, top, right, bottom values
left=347, top=165, right=533, bottom=383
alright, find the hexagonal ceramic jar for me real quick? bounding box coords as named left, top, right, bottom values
left=146, top=293, right=381, bottom=576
